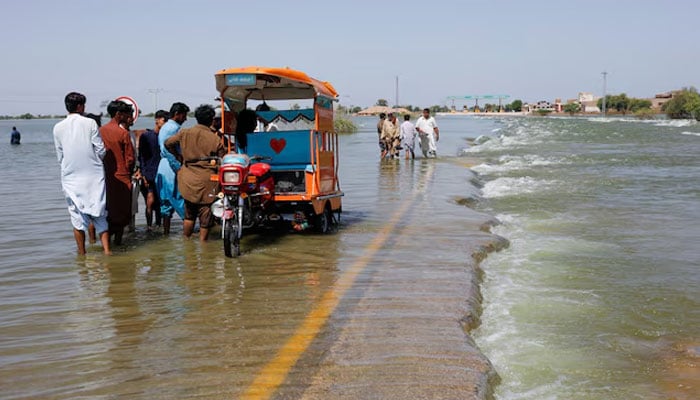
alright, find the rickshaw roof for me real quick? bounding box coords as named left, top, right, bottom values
left=215, top=66, right=338, bottom=101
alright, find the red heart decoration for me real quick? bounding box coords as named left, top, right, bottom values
left=270, top=138, right=286, bottom=154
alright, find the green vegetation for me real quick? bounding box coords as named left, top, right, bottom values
left=375, top=99, right=389, bottom=107
left=628, top=98, right=652, bottom=113
left=536, top=109, right=552, bottom=116
left=334, top=116, right=358, bottom=134
left=563, top=103, right=581, bottom=115
left=597, top=93, right=652, bottom=115
left=505, top=99, right=523, bottom=112
left=634, top=108, right=657, bottom=119
left=429, top=105, right=450, bottom=114
left=662, top=87, right=700, bottom=120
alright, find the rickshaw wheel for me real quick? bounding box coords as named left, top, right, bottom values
left=313, top=204, right=333, bottom=234
left=224, top=219, right=241, bottom=257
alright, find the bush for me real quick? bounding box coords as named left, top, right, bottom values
left=563, top=103, right=580, bottom=115
left=334, top=116, right=358, bottom=134
left=663, top=87, right=700, bottom=119
left=633, top=109, right=657, bottom=120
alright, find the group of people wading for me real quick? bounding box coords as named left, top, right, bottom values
left=377, top=108, right=440, bottom=159
left=53, top=92, right=232, bottom=255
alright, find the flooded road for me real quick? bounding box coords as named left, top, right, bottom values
left=0, top=117, right=504, bottom=399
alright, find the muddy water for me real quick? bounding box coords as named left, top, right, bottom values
left=0, top=117, right=502, bottom=399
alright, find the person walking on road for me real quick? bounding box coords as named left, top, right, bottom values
left=400, top=114, right=416, bottom=159
left=381, top=112, right=400, bottom=159
left=415, top=108, right=439, bottom=158
left=377, top=112, right=387, bottom=158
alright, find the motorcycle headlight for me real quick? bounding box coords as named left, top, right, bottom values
left=223, top=171, right=240, bottom=184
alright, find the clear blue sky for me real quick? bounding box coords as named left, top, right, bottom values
left=1, top=0, right=698, bottom=114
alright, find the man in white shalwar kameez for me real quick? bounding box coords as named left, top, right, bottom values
left=415, top=108, right=440, bottom=158
left=53, top=92, right=111, bottom=255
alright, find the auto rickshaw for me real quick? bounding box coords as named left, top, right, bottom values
left=212, top=66, right=343, bottom=256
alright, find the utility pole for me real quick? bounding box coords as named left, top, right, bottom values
left=395, top=75, right=399, bottom=109
left=601, top=71, right=607, bottom=117
left=148, top=88, right=163, bottom=113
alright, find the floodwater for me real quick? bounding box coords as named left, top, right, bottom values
left=1, top=115, right=698, bottom=399
left=0, top=116, right=503, bottom=399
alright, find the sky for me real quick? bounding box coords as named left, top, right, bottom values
left=1, top=0, right=699, bottom=115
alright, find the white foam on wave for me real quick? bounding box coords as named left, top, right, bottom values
left=587, top=117, right=617, bottom=123
left=681, top=131, right=700, bottom=137
left=654, top=119, right=696, bottom=128
left=472, top=155, right=565, bottom=175
left=471, top=163, right=501, bottom=174
left=586, top=117, right=698, bottom=128
left=482, top=176, right=555, bottom=198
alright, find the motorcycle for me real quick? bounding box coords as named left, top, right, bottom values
left=211, top=153, right=275, bottom=257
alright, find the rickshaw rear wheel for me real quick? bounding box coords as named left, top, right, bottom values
left=313, top=203, right=333, bottom=234
left=224, top=219, right=241, bottom=257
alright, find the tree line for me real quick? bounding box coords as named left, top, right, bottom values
left=0, top=113, right=64, bottom=120
left=661, top=87, right=700, bottom=120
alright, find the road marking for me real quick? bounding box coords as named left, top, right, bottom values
left=242, top=163, right=435, bottom=400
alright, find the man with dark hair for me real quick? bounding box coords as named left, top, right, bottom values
left=377, top=113, right=387, bottom=158
left=10, top=126, right=20, bottom=144
left=156, top=102, right=189, bottom=234
left=235, top=108, right=257, bottom=153
left=138, top=110, right=168, bottom=230
left=165, top=104, right=225, bottom=241
left=100, top=100, right=136, bottom=245
left=415, top=108, right=439, bottom=158
left=400, top=114, right=416, bottom=159
left=381, top=112, right=399, bottom=159
left=53, top=92, right=111, bottom=255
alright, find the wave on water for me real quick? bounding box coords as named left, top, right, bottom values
left=681, top=131, right=700, bottom=137
left=586, top=117, right=618, bottom=123
left=481, top=176, right=556, bottom=198
left=653, top=119, right=696, bottom=128
left=472, top=155, right=566, bottom=175
left=586, top=117, right=698, bottom=128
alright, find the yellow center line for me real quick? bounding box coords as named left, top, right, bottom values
left=242, top=165, right=434, bottom=400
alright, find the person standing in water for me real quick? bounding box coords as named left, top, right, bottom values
left=165, top=105, right=225, bottom=241
left=156, top=102, right=189, bottom=235
left=415, top=108, right=439, bottom=158
left=138, top=110, right=168, bottom=231
left=100, top=100, right=136, bottom=245
left=376, top=113, right=387, bottom=158
left=52, top=92, right=111, bottom=255
left=400, top=114, right=416, bottom=159
left=10, top=126, right=21, bottom=144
